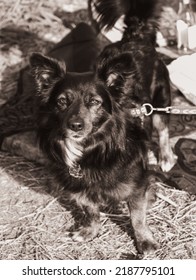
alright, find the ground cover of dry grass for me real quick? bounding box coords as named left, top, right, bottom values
left=0, top=0, right=196, bottom=260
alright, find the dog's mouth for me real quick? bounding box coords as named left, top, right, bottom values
left=72, top=134, right=86, bottom=141
left=62, top=131, right=87, bottom=142
left=64, top=124, right=94, bottom=142
left=71, top=132, right=84, bottom=138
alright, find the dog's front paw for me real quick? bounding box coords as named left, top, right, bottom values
left=136, top=238, right=159, bottom=254
left=71, top=226, right=99, bottom=242
left=160, top=153, right=177, bottom=172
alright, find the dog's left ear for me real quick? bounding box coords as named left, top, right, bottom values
left=30, top=53, right=66, bottom=100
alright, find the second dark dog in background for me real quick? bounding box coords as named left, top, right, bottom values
left=93, top=0, right=176, bottom=172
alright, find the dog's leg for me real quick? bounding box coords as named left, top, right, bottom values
left=71, top=194, right=100, bottom=242
left=153, top=114, right=177, bottom=172
left=127, top=188, right=159, bottom=254
left=151, top=59, right=177, bottom=172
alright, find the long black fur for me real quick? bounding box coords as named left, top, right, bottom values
left=30, top=50, right=158, bottom=254
left=95, top=0, right=176, bottom=172
left=91, top=0, right=160, bottom=30
left=29, top=0, right=176, bottom=254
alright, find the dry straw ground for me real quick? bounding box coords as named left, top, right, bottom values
left=0, top=0, right=196, bottom=260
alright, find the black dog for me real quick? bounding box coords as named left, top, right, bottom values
left=92, top=0, right=176, bottom=172
left=30, top=51, right=158, bottom=254
left=29, top=0, right=177, bottom=254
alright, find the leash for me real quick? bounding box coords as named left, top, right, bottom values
left=68, top=103, right=196, bottom=180
left=130, top=103, right=196, bottom=117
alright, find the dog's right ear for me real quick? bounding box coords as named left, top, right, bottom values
left=97, top=52, right=134, bottom=88
left=30, top=53, right=66, bottom=102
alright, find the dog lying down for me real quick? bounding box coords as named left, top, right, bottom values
left=30, top=0, right=176, bottom=254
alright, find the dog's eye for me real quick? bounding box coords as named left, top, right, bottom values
left=57, top=96, right=67, bottom=109
left=89, top=98, right=102, bottom=106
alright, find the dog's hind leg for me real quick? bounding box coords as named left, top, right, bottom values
left=70, top=194, right=100, bottom=242
left=152, top=114, right=177, bottom=172
left=151, top=59, right=177, bottom=172
left=127, top=187, right=159, bottom=254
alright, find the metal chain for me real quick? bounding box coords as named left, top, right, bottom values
left=142, top=103, right=196, bottom=116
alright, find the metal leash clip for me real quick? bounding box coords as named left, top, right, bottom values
left=141, top=103, right=171, bottom=116
left=130, top=103, right=196, bottom=117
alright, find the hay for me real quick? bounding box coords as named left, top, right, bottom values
left=0, top=0, right=88, bottom=101
left=0, top=152, right=195, bottom=260
left=0, top=0, right=196, bottom=260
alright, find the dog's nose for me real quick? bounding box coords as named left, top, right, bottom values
left=68, top=119, right=84, bottom=132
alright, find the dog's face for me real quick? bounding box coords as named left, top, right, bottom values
left=51, top=80, right=113, bottom=142
left=30, top=53, right=113, bottom=166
